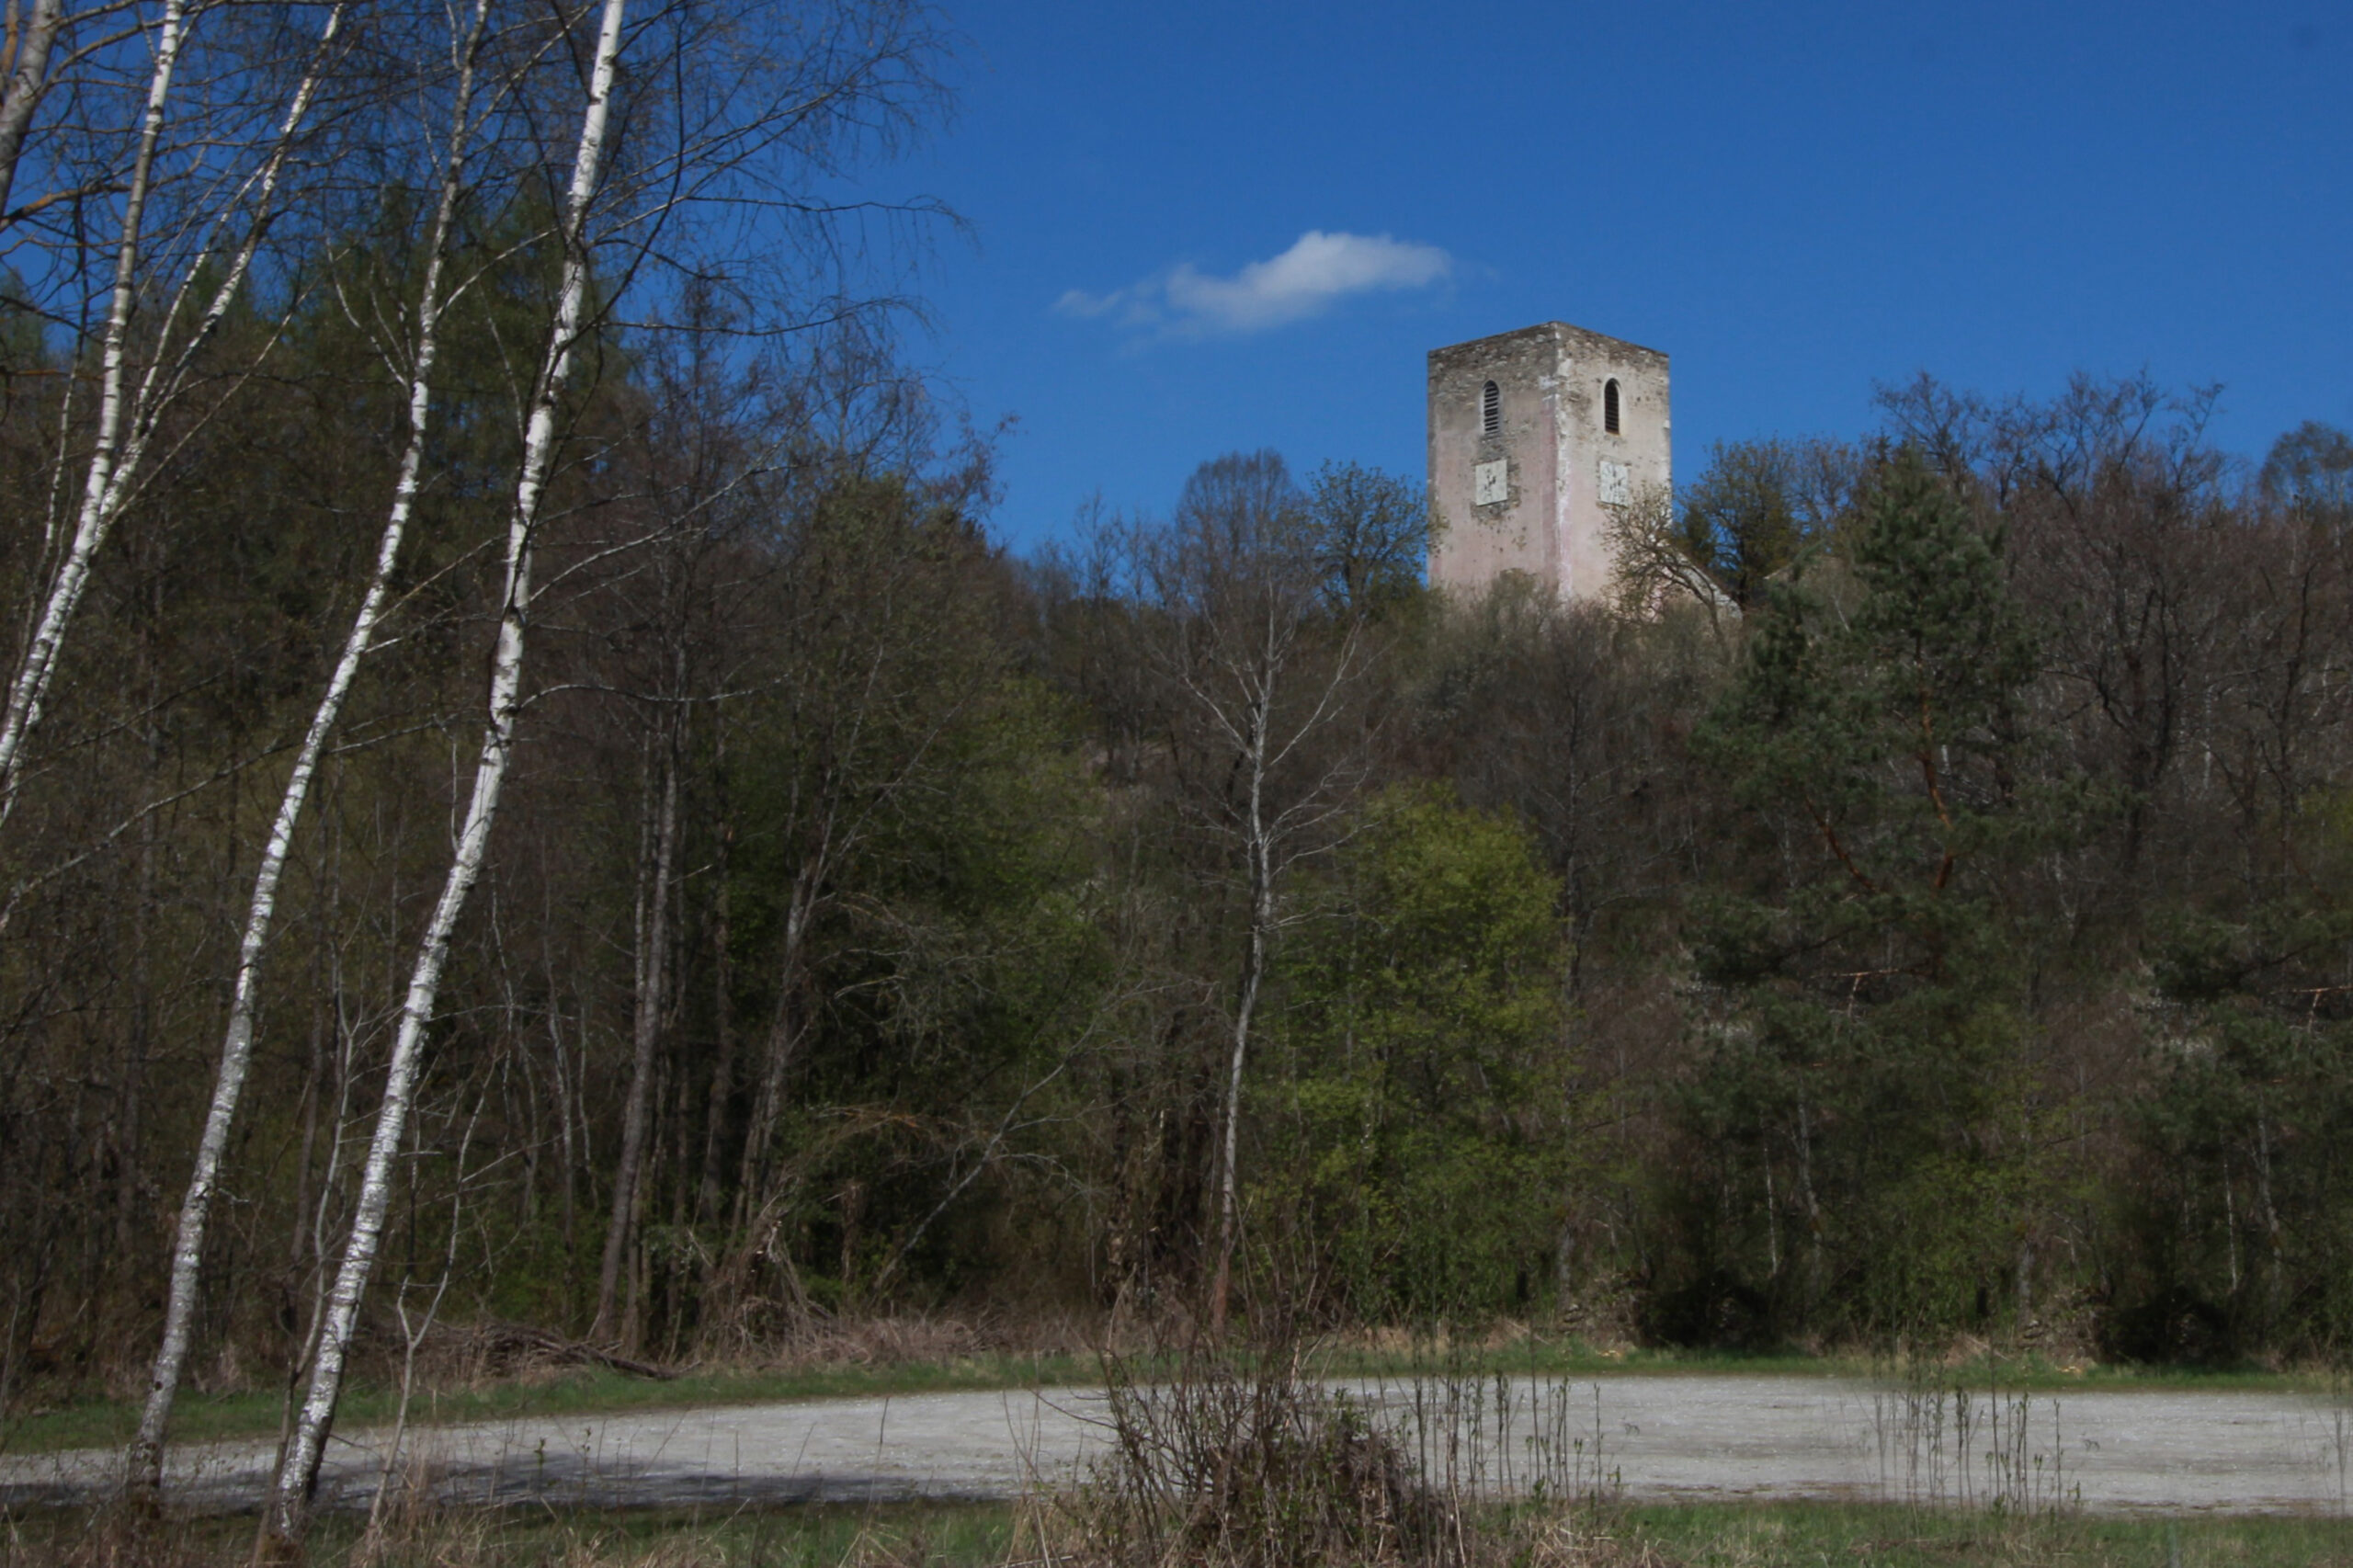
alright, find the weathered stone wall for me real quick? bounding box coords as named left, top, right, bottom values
left=1427, top=322, right=1671, bottom=603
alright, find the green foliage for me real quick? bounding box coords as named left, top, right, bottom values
left=28, top=293, right=2353, bottom=1403
left=1258, top=785, right=1567, bottom=1318
left=718, top=472, right=1110, bottom=1311
left=1697, top=448, right=2042, bottom=961
left=1669, top=449, right=2061, bottom=1342
left=2121, top=880, right=2353, bottom=1358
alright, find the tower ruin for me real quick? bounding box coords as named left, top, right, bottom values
left=1426, top=322, right=1670, bottom=602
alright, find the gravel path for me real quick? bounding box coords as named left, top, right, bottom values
left=5, top=1377, right=2347, bottom=1516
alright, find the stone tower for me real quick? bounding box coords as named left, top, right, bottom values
left=1426, top=322, right=1670, bottom=602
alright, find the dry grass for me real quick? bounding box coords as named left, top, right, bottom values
left=12, top=1500, right=2353, bottom=1568
left=1031, top=1327, right=1631, bottom=1568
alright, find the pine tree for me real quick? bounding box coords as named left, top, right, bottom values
left=1676, top=447, right=2060, bottom=1339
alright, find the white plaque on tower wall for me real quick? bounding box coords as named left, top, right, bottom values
left=1473, top=460, right=1508, bottom=506
left=1598, top=460, right=1630, bottom=506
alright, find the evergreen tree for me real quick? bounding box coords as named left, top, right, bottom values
left=1673, top=448, right=2062, bottom=1340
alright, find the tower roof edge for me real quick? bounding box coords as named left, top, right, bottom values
left=1427, top=321, right=1668, bottom=367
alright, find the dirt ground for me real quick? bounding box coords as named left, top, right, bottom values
left=4, top=1375, right=2347, bottom=1516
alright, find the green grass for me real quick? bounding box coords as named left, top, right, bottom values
left=1622, top=1500, right=2353, bottom=1566
left=319, top=1501, right=1024, bottom=1567
left=1307, top=1338, right=2347, bottom=1399
left=4, top=1339, right=2336, bottom=1459
left=0, top=1500, right=1025, bottom=1566
left=0, top=1354, right=1108, bottom=1458
left=9, top=1501, right=2353, bottom=1567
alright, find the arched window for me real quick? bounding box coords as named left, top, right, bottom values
left=1481, top=381, right=1501, bottom=436
left=1604, top=379, right=1621, bottom=435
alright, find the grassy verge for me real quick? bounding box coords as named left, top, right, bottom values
left=1302, top=1339, right=2336, bottom=1393
left=1621, top=1500, right=2353, bottom=1566
left=0, top=1501, right=1023, bottom=1566
left=8, top=1501, right=2353, bottom=1567
left=4, top=1339, right=2333, bottom=1459
left=0, top=1354, right=1108, bottom=1457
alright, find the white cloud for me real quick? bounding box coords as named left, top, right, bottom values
left=1055, top=231, right=1452, bottom=338
left=1052, top=287, right=1124, bottom=319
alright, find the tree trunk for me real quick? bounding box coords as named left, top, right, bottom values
left=258, top=0, right=629, bottom=1544
left=1208, top=710, right=1272, bottom=1335
left=127, top=0, right=484, bottom=1498
left=698, top=739, right=736, bottom=1226
left=0, top=0, right=342, bottom=822
left=0, top=0, right=190, bottom=814
left=596, top=715, right=682, bottom=1344
left=1797, top=1096, right=1824, bottom=1311
left=734, top=866, right=821, bottom=1228
left=0, top=0, right=64, bottom=220
left=2256, top=1111, right=2285, bottom=1325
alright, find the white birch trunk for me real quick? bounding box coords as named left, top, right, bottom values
left=0, top=0, right=189, bottom=810
left=1208, top=699, right=1270, bottom=1335
left=1172, top=574, right=1361, bottom=1337
left=0, top=0, right=342, bottom=821
left=126, top=0, right=491, bottom=1500
left=0, top=0, right=67, bottom=219
left=261, top=0, right=630, bottom=1542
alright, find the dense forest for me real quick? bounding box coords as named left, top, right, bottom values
left=4, top=0, right=2353, bottom=1545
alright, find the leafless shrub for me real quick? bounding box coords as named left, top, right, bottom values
left=1074, top=1356, right=1444, bottom=1568
left=1051, top=1324, right=1634, bottom=1568
left=1598, top=482, right=1733, bottom=642
left=1870, top=1353, right=2077, bottom=1518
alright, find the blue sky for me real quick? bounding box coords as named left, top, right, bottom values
left=899, top=0, right=2350, bottom=552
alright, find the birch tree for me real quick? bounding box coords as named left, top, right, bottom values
left=259, top=0, right=630, bottom=1543
left=1133, top=451, right=1376, bottom=1332
left=0, top=0, right=72, bottom=217
left=126, top=0, right=502, bottom=1498
left=0, top=0, right=195, bottom=235
left=0, top=0, right=348, bottom=825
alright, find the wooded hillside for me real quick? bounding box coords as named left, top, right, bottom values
left=4, top=4, right=2353, bottom=1508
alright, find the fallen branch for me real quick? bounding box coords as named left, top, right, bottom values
left=433, top=1321, right=678, bottom=1382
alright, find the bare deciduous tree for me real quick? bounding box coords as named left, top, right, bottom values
left=259, top=0, right=631, bottom=1544
left=0, top=0, right=348, bottom=825
left=1129, top=452, right=1377, bottom=1333
left=1601, top=480, right=1734, bottom=642
left=127, top=0, right=504, bottom=1498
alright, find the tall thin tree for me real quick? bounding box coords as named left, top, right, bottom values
left=259, top=0, right=630, bottom=1544
left=0, top=0, right=346, bottom=824
left=127, top=0, right=498, bottom=1499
